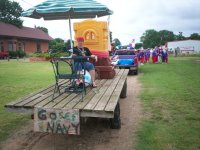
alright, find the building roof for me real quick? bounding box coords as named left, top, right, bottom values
left=0, top=22, right=53, bottom=41
left=168, top=39, right=200, bottom=43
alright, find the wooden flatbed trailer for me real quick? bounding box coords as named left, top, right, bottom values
left=5, top=69, right=129, bottom=131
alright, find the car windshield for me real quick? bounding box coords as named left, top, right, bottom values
left=115, top=50, right=135, bottom=55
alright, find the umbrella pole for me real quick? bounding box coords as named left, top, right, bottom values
left=69, top=16, right=73, bottom=49
left=107, top=15, right=111, bottom=51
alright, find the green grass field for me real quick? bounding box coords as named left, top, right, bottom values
left=136, top=57, right=200, bottom=150
left=0, top=59, right=54, bottom=143
left=1, top=57, right=200, bottom=149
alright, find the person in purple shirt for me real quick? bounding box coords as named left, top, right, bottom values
left=139, top=49, right=145, bottom=65
left=145, top=49, right=150, bottom=64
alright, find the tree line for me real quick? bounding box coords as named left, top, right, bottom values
left=140, top=29, right=200, bottom=49
left=113, top=30, right=200, bottom=49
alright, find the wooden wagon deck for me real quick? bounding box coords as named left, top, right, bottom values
left=5, top=69, right=129, bottom=119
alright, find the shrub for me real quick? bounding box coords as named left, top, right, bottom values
left=16, top=50, right=26, bottom=58
left=28, top=51, right=70, bottom=59
left=8, top=50, right=26, bottom=58
left=8, top=51, right=17, bottom=58
left=27, top=52, right=50, bottom=59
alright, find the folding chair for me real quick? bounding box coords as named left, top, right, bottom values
left=50, top=56, right=89, bottom=101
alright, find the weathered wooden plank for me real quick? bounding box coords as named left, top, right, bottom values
left=23, top=93, right=52, bottom=108
left=5, top=69, right=129, bottom=120
left=43, top=93, right=70, bottom=108
left=5, top=85, right=53, bottom=107
left=14, top=94, right=44, bottom=107
left=105, top=69, right=129, bottom=112
left=40, top=80, right=100, bottom=109
left=7, top=80, right=68, bottom=107
left=5, top=107, right=33, bottom=113
left=82, top=69, right=121, bottom=111
left=83, top=78, right=116, bottom=111
left=32, top=84, right=69, bottom=108
left=6, top=89, right=51, bottom=107
left=17, top=81, right=69, bottom=107
left=5, top=79, right=68, bottom=107
left=94, top=69, right=125, bottom=111
left=34, top=95, right=55, bottom=108
left=64, top=80, right=101, bottom=109
left=74, top=79, right=106, bottom=110
left=80, top=110, right=113, bottom=118
left=83, top=79, right=113, bottom=110
left=104, top=92, right=120, bottom=112
left=53, top=93, right=78, bottom=109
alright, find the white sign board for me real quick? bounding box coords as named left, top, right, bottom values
left=34, top=107, right=80, bottom=135
left=179, top=46, right=194, bottom=51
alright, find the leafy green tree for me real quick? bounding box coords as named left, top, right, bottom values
left=158, top=30, right=175, bottom=45
left=49, top=38, right=65, bottom=52
left=54, top=38, right=64, bottom=43
left=175, top=32, right=186, bottom=40
left=0, top=0, right=23, bottom=27
left=65, top=39, right=74, bottom=50
left=109, top=31, right=113, bottom=43
left=141, top=29, right=160, bottom=48
left=36, top=26, right=48, bottom=33
left=190, top=33, right=200, bottom=40
left=135, top=43, right=143, bottom=49
left=113, top=38, right=121, bottom=46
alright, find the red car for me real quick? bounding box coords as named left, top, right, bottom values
left=0, top=52, right=9, bottom=59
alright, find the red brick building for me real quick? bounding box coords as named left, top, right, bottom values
left=0, top=22, right=53, bottom=54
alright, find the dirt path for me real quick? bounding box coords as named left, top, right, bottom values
left=1, top=76, right=142, bottom=150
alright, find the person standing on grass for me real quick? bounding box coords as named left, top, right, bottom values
left=139, top=49, right=145, bottom=65
left=161, top=47, right=169, bottom=64
left=150, top=48, right=153, bottom=57
left=73, top=37, right=97, bottom=88
left=174, top=47, right=179, bottom=57
left=158, top=47, right=162, bottom=63
left=145, top=49, right=150, bottom=64
left=161, top=48, right=165, bottom=63
left=152, top=49, right=157, bottom=63
left=154, top=46, right=158, bottom=63
left=165, top=47, right=169, bottom=63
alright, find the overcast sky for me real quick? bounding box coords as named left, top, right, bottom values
left=13, top=0, right=200, bottom=45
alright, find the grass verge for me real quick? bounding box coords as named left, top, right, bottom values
left=136, top=57, right=200, bottom=150
left=0, top=59, right=54, bottom=144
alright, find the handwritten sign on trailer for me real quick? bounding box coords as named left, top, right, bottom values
left=34, top=107, right=80, bottom=135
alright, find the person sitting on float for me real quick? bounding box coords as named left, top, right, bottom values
left=73, top=37, right=97, bottom=88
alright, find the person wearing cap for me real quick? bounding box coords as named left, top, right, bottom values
left=73, top=37, right=97, bottom=88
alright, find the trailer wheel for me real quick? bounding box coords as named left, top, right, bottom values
left=128, top=70, right=135, bottom=75
left=110, top=103, right=121, bottom=129
left=134, top=69, right=138, bottom=75
left=80, top=117, right=87, bottom=124
left=120, top=79, right=127, bottom=98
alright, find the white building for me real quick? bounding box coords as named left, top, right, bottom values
left=167, top=40, right=200, bottom=53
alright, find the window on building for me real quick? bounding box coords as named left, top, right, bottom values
left=22, top=42, right=25, bottom=52
left=0, top=41, right=4, bottom=52
left=8, top=41, right=13, bottom=51
left=18, top=42, right=22, bottom=51
left=36, top=42, right=41, bottom=52
left=85, top=31, right=96, bottom=40
left=17, top=41, right=25, bottom=51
